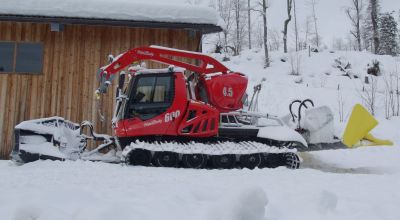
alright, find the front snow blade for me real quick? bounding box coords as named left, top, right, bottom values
left=11, top=117, right=86, bottom=163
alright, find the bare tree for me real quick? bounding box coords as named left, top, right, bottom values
left=233, top=0, right=246, bottom=55
left=397, top=65, right=400, bottom=116
left=283, top=0, right=293, bottom=53
left=304, top=16, right=312, bottom=49
left=269, top=29, right=282, bottom=51
left=360, top=76, right=378, bottom=116
left=252, top=0, right=270, bottom=66
left=289, top=52, right=302, bottom=75
left=247, top=0, right=252, bottom=49
left=217, top=0, right=234, bottom=54
left=346, top=33, right=357, bottom=51
left=293, top=0, right=299, bottom=51
left=337, top=84, right=345, bottom=122
left=384, top=73, right=395, bottom=119
left=346, top=0, right=363, bottom=51
left=384, top=64, right=400, bottom=118
left=254, top=22, right=264, bottom=48
left=309, top=0, right=320, bottom=48
left=262, top=0, right=270, bottom=67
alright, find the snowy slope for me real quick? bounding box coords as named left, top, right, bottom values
left=217, top=49, right=400, bottom=145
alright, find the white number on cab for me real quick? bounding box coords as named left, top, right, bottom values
left=222, top=87, right=233, bottom=97
left=165, top=110, right=181, bottom=122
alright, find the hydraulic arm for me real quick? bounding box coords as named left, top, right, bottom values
left=96, top=45, right=231, bottom=94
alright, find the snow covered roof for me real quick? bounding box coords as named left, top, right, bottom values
left=0, top=0, right=223, bottom=33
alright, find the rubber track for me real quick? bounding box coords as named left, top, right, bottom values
left=122, top=140, right=301, bottom=169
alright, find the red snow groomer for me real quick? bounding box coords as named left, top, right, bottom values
left=12, top=46, right=339, bottom=169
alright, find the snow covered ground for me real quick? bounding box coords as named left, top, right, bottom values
left=1, top=146, right=400, bottom=220
left=1, top=49, right=400, bottom=220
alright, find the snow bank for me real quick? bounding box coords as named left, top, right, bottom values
left=0, top=0, right=221, bottom=26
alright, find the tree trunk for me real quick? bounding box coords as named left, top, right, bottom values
left=223, top=31, right=228, bottom=53
left=311, top=0, right=319, bottom=48
left=262, top=0, right=270, bottom=67
left=293, top=0, right=299, bottom=51
left=235, top=0, right=240, bottom=55
left=346, top=0, right=363, bottom=51
left=248, top=0, right=251, bottom=49
left=355, top=0, right=362, bottom=51
left=305, top=17, right=310, bottom=49
left=370, top=0, right=379, bottom=54
left=283, top=0, right=292, bottom=53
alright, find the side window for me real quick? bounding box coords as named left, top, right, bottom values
left=154, top=76, right=172, bottom=103
left=135, top=77, right=156, bottom=103
left=133, top=76, right=172, bottom=104
left=0, top=41, right=43, bottom=74
left=0, top=42, right=15, bottom=72
left=15, top=43, right=44, bottom=73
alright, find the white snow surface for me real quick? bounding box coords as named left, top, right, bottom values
left=0, top=0, right=221, bottom=26
left=1, top=146, right=400, bottom=220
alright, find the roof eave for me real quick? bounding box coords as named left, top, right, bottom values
left=0, top=14, right=222, bottom=34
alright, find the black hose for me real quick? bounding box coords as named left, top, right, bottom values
left=297, top=99, right=314, bottom=129
left=289, top=100, right=302, bottom=122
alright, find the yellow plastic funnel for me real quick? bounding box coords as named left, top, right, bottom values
left=342, top=104, right=378, bottom=147
left=363, top=133, right=394, bottom=146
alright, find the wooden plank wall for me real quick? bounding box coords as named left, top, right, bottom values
left=0, top=21, right=201, bottom=158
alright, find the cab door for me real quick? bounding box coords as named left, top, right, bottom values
left=121, top=73, right=185, bottom=137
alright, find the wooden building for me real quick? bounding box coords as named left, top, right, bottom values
left=0, top=1, right=222, bottom=158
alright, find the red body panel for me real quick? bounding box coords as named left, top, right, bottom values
left=200, top=72, right=247, bottom=113
left=177, top=101, right=219, bottom=137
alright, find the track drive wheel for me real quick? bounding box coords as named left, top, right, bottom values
left=284, top=152, right=300, bottom=169
left=239, top=154, right=262, bottom=169
left=182, top=154, right=207, bottom=169
left=153, top=151, right=179, bottom=167
left=126, top=149, right=152, bottom=166
left=211, top=154, right=236, bottom=169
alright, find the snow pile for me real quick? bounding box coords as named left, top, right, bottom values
left=0, top=0, right=221, bottom=26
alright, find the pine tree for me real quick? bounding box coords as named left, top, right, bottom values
left=379, top=12, right=399, bottom=56
left=398, top=10, right=400, bottom=53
